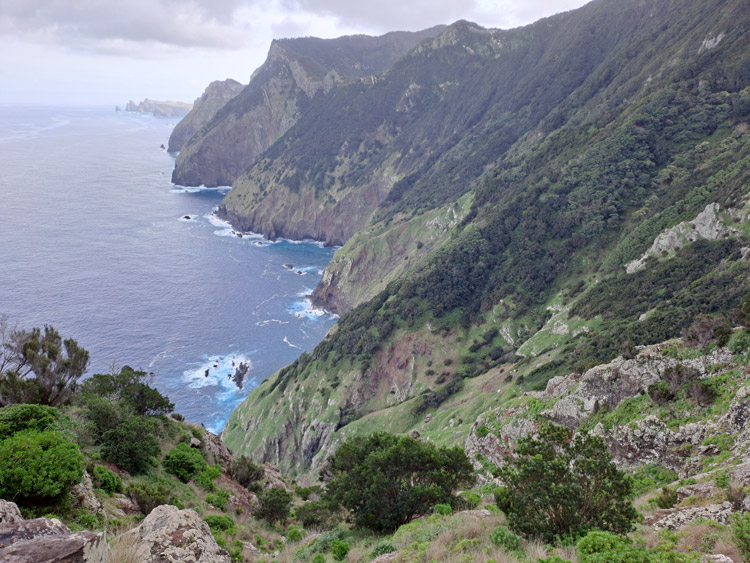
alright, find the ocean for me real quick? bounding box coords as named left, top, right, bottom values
left=0, top=105, right=337, bottom=432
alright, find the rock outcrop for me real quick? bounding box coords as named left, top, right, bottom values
left=167, top=79, right=245, bottom=153
left=0, top=506, right=108, bottom=563
left=626, top=203, right=735, bottom=273
left=125, top=99, right=192, bottom=118
left=125, top=505, right=230, bottom=563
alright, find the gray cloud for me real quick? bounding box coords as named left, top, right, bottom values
left=0, top=0, right=250, bottom=50
left=280, top=0, right=478, bottom=31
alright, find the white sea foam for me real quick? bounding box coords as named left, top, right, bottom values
left=255, top=319, right=289, bottom=326
left=288, top=291, right=336, bottom=320
left=182, top=352, right=255, bottom=393
left=283, top=336, right=301, bottom=349
left=170, top=185, right=231, bottom=194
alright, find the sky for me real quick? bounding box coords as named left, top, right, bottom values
left=0, top=0, right=591, bottom=106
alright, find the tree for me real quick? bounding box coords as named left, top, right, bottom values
left=255, top=487, right=293, bottom=524
left=0, top=320, right=89, bottom=407
left=495, top=423, right=637, bottom=542
left=322, top=432, right=475, bottom=532
left=79, top=366, right=173, bottom=415
left=162, top=442, right=207, bottom=482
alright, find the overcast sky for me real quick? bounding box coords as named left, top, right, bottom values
left=0, top=0, right=590, bottom=106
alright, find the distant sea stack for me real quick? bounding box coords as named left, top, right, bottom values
left=167, top=79, right=245, bottom=153
left=125, top=98, right=192, bottom=118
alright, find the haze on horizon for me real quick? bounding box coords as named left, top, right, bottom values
left=0, top=0, right=589, bottom=106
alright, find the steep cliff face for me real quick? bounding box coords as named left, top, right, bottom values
left=171, top=27, right=445, bottom=188
left=167, top=79, right=244, bottom=153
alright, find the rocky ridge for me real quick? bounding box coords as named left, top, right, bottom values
left=125, top=98, right=192, bottom=117
left=168, top=79, right=245, bottom=153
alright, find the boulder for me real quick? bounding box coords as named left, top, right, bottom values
left=72, top=471, right=104, bottom=515
left=126, top=505, right=230, bottom=563
left=0, top=517, right=108, bottom=563
left=649, top=501, right=734, bottom=530
left=0, top=500, right=23, bottom=524
left=202, top=432, right=232, bottom=468
left=189, top=437, right=202, bottom=448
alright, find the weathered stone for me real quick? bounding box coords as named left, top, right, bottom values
left=0, top=500, right=23, bottom=524
left=0, top=518, right=108, bottom=563
left=126, top=505, right=230, bottom=563
left=72, top=471, right=104, bottom=515
left=721, top=386, right=750, bottom=433
left=408, top=429, right=421, bottom=439
left=203, top=432, right=232, bottom=468
left=649, top=501, right=734, bottom=530
left=676, top=481, right=718, bottom=502
left=704, top=555, right=734, bottom=563
left=189, top=437, right=202, bottom=448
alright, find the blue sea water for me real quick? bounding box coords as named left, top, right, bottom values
left=0, top=106, right=337, bottom=432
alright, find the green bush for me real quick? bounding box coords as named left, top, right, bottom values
left=576, top=530, right=631, bottom=556
left=92, top=465, right=123, bottom=495
left=330, top=539, right=349, bottom=561
left=206, top=490, right=230, bottom=511
left=195, top=464, right=222, bottom=491
left=256, top=487, right=293, bottom=524
left=370, top=540, right=396, bottom=557
left=229, top=455, right=265, bottom=490
left=496, top=424, right=637, bottom=542
left=286, top=523, right=303, bottom=542
left=311, top=554, right=326, bottom=563
left=537, top=558, right=572, bottom=563
left=79, top=367, right=173, bottom=416
left=490, top=526, right=521, bottom=552
left=459, top=491, right=481, bottom=509
left=323, top=432, right=474, bottom=532
left=655, top=487, right=678, bottom=509
left=295, top=499, right=340, bottom=528
left=715, top=471, right=730, bottom=488
left=433, top=503, right=452, bottom=515
left=100, top=415, right=160, bottom=474
left=0, top=404, right=61, bottom=439
left=204, top=514, right=236, bottom=534
left=127, top=480, right=171, bottom=515
left=732, top=512, right=750, bottom=561
left=162, top=443, right=206, bottom=482
left=0, top=430, right=84, bottom=503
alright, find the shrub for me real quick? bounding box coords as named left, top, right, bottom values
left=286, top=524, right=303, bottom=542
left=727, top=481, right=746, bottom=511
left=255, top=487, right=293, bottom=524
left=206, top=490, right=230, bottom=511
left=576, top=530, right=631, bottom=556
left=195, top=464, right=222, bottom=492
left=162, top=443, right=206, bottom=482
left=330, top=539, right=349, bottom=561
left=370, top=540, right=396, bottom=558
left=79, top=367, right=173, bottom=416
left=92, top=465, right=123, bottom=495
left=489, top=526, right=521, bottom=551
left=229, top=455, right=265, bottom=490
left=715, top=471, right=730, bottom=488
left=682, top=315, right=732, bottom=348
left=311, top=554, right=326, bottom=563
left=729, top=330, right=750, bottom=355
left=0, top=403, right=61, bottom=439
left=433, top=503, right=452, bottom=515
left=655, top=487, right=678, bottom=509
left=495, top=424, right=637, bottom=542
left=459, top=491, right=481, bottom=509
left=323, top=432, right=474, bottom=532
left=647, top=382, right=674, bottom=405
left=0, top=430, right=84, bottom=503
left=100, top=415, right=160, bottom=475
left=204, top=514, right=236, bottom=534
left=127, top=480, right=171, bottom=515
left=296, top=499, right=340, bottom=528
left=732, top=512, right=750, bottom=560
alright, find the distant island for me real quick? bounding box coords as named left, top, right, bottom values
left=125, top=98, right=192, bottom=117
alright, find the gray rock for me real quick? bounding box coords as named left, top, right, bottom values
left=189, top=437, right=202, bottom=448
left=72, top=471, right=104, bottom=515
left=203, top=431, right=232, bottom=468
left=408, top=429, right=421, bottom=439
left=0, top=518, right=108, bottom=563
left=650, top=501, right=734, bottom=530
left=676, top=481, right=717, bottom=502
left=0, top=500, right=23, bottom=524
left=126, top=505, right=230, bottom=562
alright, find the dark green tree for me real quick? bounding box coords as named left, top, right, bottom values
left=79, top=366, right=173, bottom=415
left=255, top=487, right=294, bottom=524
left=162, top=442, right=207, bottom=482
left=323, top=432, right=475, bottom=532
left=0, top=321, right=89, bottom=407
left=495, top=423, right=637, bottom=542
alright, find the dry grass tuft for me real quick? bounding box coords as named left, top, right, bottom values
left=109, top=531, right=140, bottom=563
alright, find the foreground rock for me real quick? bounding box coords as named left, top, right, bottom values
left=0, top=506, right=108, bottom=563
left=125, top=504, right=230, bottom=563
